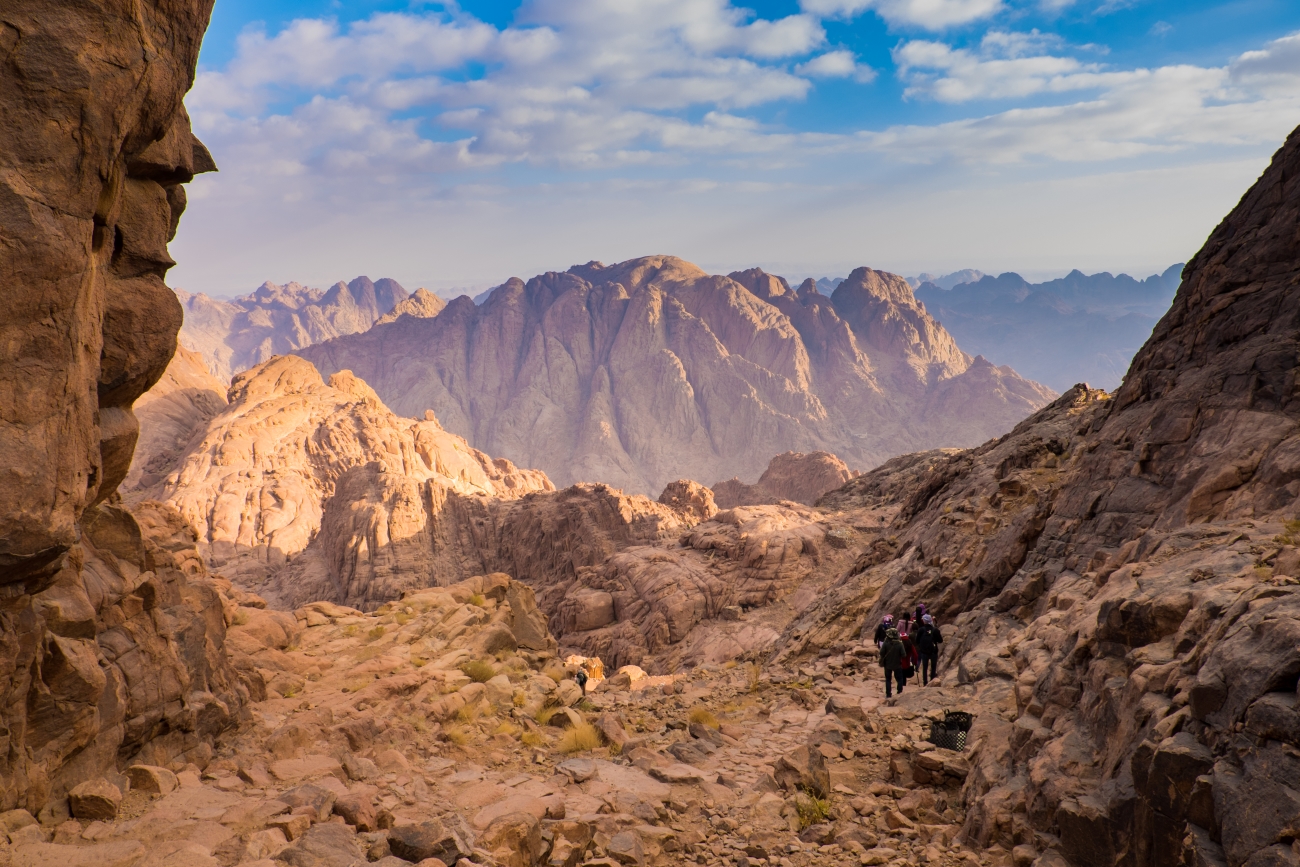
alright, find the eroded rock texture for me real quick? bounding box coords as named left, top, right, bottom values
left=712, top=450, right=858, bottom=508
left=176, top=276, right=411, bottom=382
left=298, top=256, right=1055, bottom=494
left=0, top=0, right=247, bottom=814
left=146, top=354, right=553, bottom=597
left=780, top=127, right=1300, bottom=867
left=122, top=344, right=228, bottom=495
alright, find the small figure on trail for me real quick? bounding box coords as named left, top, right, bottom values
left=915, top=602, right=928, bottom=623
left=574, top=667, right=589, bottom=693
left=898, top=626, right=918, bottom=686
left=872, top=614, right=895, bottom=649
left=915, top=613, right=943, bottom=685
left=880, top=627, right=907, bottom=698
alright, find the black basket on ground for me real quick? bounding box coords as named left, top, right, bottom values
left=928, top=711, right=974, bottom=751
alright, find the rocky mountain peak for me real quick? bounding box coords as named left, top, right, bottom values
left=299, top=256, right=1054, bottom=494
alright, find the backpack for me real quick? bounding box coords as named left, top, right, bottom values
left=916, top=623, right=937, bottom=653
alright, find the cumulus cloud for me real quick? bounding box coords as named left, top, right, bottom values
left=800, top=0, right=1003, bottom=29
left=894, top=32, right=1132, bottom=102
left=797, top=50, right=877, bottom=81
left=187, top=2, right=1300, bottom=205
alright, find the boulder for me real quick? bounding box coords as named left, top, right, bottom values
left=68, top=780, right=122, bottom=821
left=277, top=823, right=366, bottom=867
left=773, top=746, right=830, bottom=798
left=124, top=764, right=178, bottom=795
left=387, top=821, right=474, bottom=864
left=480, top=811, right=543, bottom=867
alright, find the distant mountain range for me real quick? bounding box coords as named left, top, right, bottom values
left=913, top=265, right=1183, bottom=392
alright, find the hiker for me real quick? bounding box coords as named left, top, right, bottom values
left=872, top=614, right=895, bottom=649
left=574, top=667, right=589, bottom=693
left=880, top=627, right=907, bottom=698
left=915, top=602, right=928, bottom=623
left=916, top=613, right=943, bottom=685
left=898, top=626, right=918, bottom=686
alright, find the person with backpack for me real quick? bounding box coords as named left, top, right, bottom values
left=915, top=613, right=943, bottom=685
left=880, top=627, right=907, bottom=698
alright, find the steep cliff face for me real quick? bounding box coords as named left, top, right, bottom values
left=778, top=127, right=1300, bottom=867
left=176, top=276, right=410, bottom=382
left=0, top=0, right=249, bottom=815
left=298, top=256, right=1055, bottom=495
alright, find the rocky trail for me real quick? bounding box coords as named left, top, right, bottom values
left=0, top=571, right=995, bottom=867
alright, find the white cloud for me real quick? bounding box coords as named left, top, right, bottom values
left=1231, top=32, right=1300, bottom=96
left=800, top=0, right=1003, bottom=29
left=797, top=50, right=877, bottom=82
left=894, top=34, right=1132, bottom=102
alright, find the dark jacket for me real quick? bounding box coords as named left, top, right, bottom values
left=880, top=638, right=906, bottom=671
left=873, top=622, right=890, bottom=646
left=916, top=623, right=942, bottom=655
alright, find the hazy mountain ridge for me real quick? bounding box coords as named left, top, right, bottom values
left=176, top=275, right=412, bottom=381
left=915, top=264, right=1184, bottom=391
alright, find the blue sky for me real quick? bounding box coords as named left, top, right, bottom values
left=172, top=0, right=1300, bottom=297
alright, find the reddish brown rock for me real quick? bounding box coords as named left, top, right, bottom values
left=0, top=0, right=248, bottom=818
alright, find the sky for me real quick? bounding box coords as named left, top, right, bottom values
left=171, top=0, right=1300, bottom=298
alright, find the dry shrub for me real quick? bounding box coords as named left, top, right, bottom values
left=461, top=659, right=496, bottom=683
left=442, top=724, right=469, bottom=746
left=557, top=722, right=602, bottom=754
left=687, top=706, right=719, bottom=729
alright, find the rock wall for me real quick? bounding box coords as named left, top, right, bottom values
left=778, top=127, right=1300, bottom=867
left=298, top=255, right=1055, bottom=495
left=0, top=0, right=250, bottom=815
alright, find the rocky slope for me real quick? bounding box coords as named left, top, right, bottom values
left=915, top=266, right=1183, bottom=392
left=0, top=571, right=998, bottom=867
left=712, top=451, right=858, bottom=509
left=143, top=354, right=553, bottom=593
left=770, top=127, right=1300, bottom=867
left=176, top=276, right=412, bottom=382
left=297, top=256, right=1055, bottom=495
left=122, top=345, right=228, bottom=495
left=0, top=0, right=254, bottom=819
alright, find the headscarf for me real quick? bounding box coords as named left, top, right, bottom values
left=886, top=628, right=899, bottom=640
left=922, top=614, right=933, bottom=625
left=883, top=614, right=894, bottom=625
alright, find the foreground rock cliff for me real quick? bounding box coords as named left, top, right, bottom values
left=298, top=257, right=1055, bottom=494
left=775, top=127, right=1300, bottom=867
left=0, top=0, right=252, bottom=817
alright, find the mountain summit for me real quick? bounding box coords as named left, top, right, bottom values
left=297, top=255, right=1054, bottom=494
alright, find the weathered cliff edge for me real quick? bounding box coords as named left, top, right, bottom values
left=781, top=127, right=1300, bottom=867
left=0, top=0, right=250, bottom=815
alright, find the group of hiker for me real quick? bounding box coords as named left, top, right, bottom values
left=868, top=604, right=943, bottom=698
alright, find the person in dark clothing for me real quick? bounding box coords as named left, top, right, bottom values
left=915, top=613, right=943, bottom=685
left=872, top=614, right=895, bottom=648
left=915, top=602, right=928, bottom=623
left=880, top=627, right=906, bottom=698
